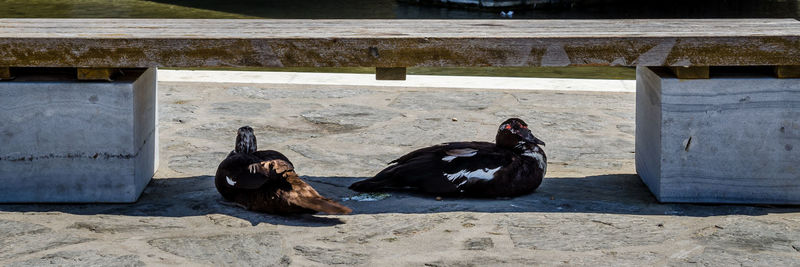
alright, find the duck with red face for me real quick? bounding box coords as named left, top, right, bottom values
left=350, top=118, right=547, bottom=198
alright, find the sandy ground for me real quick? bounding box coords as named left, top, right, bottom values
left=1, top=78, right=799, bottom=266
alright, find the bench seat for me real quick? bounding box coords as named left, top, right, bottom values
left=0, top=19, right=798, bottom=203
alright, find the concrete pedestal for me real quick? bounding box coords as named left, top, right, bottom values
left=636, top=66, right=800, bottom=204
left=0, top=68, right=158, bottom=203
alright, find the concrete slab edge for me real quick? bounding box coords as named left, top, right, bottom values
left=158, top=70, right=636, bottom=93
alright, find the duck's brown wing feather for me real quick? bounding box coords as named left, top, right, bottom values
left=279, top=172, right=352, bottom=215
left=252, top=150, right=293, bottom=167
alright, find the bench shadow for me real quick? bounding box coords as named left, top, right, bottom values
left=1, top=174, right=798, bottom=225
left=320, top=174, right=800, bottom=217
left=0, top=175, right=345, bottom=227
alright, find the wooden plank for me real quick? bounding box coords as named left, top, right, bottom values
left=376, top=67, right=406, bottom=80
left=670, top=66, right=709, bottom=79
left=77, top=68, right=113, bottom=81
left=2, top=19, right=797, bottom=38
left=0, top=19, right=797, bottom=68
left=0, top=67, right=10, bottom=80
left=775, top=66, right=800, bottom=78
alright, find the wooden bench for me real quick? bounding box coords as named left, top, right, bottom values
left=0, top=19, right=798, bottom=203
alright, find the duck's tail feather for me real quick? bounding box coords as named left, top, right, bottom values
left=348, top=164, right=401, bottom=192
left=348, top=178, right=394, bottom=192
left=350, top=156, right=440, bottom=192
left=284, top=172, right=352, bottom=214
left=290, top=197, right=352, bottom=215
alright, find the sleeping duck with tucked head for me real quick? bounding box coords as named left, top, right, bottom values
left=215, top=126, right=351, bottom=214
left=349, top=118, right=546, bottom=198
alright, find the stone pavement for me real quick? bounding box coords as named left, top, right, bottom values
left=1, top=72, right=799, bottom=266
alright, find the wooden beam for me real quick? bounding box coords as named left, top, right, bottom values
left=670, top=66, right=709, bottom=79
left=376, top=67, right=406, bottom=80
left=0, top=67, right=10, bottom=80
left=775, top=66, right=800, bottom=78
left=77, top=68, right=113, bottom=81
left=0, top=19, right=798, bottom=68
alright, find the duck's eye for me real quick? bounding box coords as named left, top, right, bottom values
left=504, top=124, right=512, bottom=130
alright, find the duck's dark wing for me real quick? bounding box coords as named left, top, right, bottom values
left=215, top=153, right=273, bottom=190
left=349, top=142, right=512, bottom=194
left=439, top=146, right=514, bottom=191
left=252, top=150, right=293, bottom=167
left=389, top=142, right=490, bottom=164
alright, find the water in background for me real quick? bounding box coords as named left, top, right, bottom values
left=1, top=0, right=796, bottom=19
left=397, top=0, right=800, bottom=19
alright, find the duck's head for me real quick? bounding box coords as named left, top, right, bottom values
left=495, top=118, right=545, bottom=149
left=234, top=126, right=257, bottom=154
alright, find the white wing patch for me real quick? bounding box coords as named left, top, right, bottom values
left=444, top=166, right=502, bottom=187
left=522, top=150, right=546, bottom=171
left=225, top=176, right=237, bottom=186
left=442, top=148, right=478, bottom=162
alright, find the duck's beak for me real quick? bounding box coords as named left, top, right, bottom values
left=520, top=129, right=545, bottom=146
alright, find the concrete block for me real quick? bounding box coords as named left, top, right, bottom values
left=0, top=68, right=157, bottom=203
left=636, top=66, right=800, bottom=204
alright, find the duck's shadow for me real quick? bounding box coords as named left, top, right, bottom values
left=0, top=176, right=344, bottom=227
left=312, top=174, right=800, bottom=217
left=1, top=174, right=798, bottom=226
